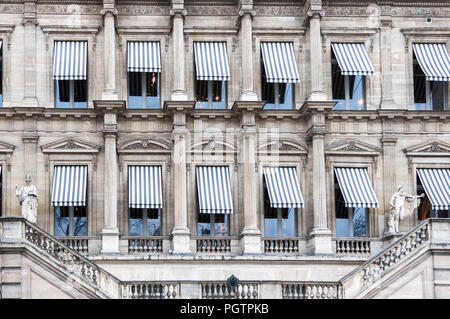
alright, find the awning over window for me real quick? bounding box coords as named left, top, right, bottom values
left=128, top=166, right=163, bottom=209
left=51, top=166, right=87, bottom=206
left=264, top=167, right=304, bottom=208
left=127, top=41, right=161, bottom=73
left=52, top=41, right=88, bottom=80
left=261, top=42, right=300, bottom=83
left=331, top=43, right=375, bottom=76
left=196, top=166, right=233, bottom=214
left=335, top=168, right=379, bottom=208
left=413, top=43, right=450, bottom=81
left=417, top=168, right=450, bottom=210
left=194, top=42, right=230, bottom=81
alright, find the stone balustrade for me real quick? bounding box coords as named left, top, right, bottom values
left=121, top=282, right=179, bottom=299
left=282, top=282, right=341, bottom=299
left=195, top=237, right=232, bottom=253
left=126, top=237, right=165, bottom=253
left=263, top=238, right=299, bottom=254
left=201, top=282, right=259, bottom=299
left=335, top=238, right=371, bottom=255
left=59, top=237, right=90, bottom=254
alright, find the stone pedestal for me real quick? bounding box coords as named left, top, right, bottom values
left=94, top=100, right=125, bottom=254
left=233, top=101, right=265, bottom=255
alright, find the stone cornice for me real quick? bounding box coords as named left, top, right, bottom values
left=116, top=25, right=171, bottom=35
left=40, top=24, right=101, bottom=35
left=190, top=109, right=235, bottom=119
left=183, top=26, right=239, bottom=35
left=93, top=100, right=126, bottom=114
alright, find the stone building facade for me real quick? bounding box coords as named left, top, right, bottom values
left=0, top=0, right=449, bottom=299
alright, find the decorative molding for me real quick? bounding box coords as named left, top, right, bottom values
left=40, top=138, right=101, bottom=154
left=190, top=139, right=237, bottom=154
left=36, top=4, right=102, bottom=15
left=258, top=140, right=308, bottom=155
left=0, top=4, right=24, bottom=14
left=118, top=5, right=171, bottom=15
left=325, top=139, right=382, bottom=157
left=254, top=5, right=305, bottom=17
left=118, top=138, right=172, bottom=154
left=185, top=5, right=239, bottom=16
left=404, top=140, right=450, bottom=157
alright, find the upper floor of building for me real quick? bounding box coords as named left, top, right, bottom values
left=0, top=0, right=448, bottom=111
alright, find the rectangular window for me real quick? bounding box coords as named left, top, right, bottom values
left=129, top=208, right=161, bottom=236
left=331, top=50, right=365, bottom=110
left=54, top=206, right=88, bottom=236
left=194, top=79, right=226, bottom=109
left=261, top=61, right=294, bottom=109
left=263, top=179, right=297, bottom=237
left=128, top=72, right=160, bottom=108
left=417, top=168, right=450, bottom=219
left=197, top=212, right=229, bottom=236
left=413, top=52, right=448, bottom=111
left=55, top=80, right=88, bottom=108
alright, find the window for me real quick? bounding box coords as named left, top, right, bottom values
left=334, top=175, right=367, bottom=237
left=413, top=51, right=447, bottom=111
left=129, top=208, right=161, bottom=236
left=54, top=206, right=87, bottom=236
left=260, top=42, right=298, bottom=110
left=263, top=180, right=296, bottom=237
left=53, top=41, right=88, bottom=108
left=417, top=168, right=450, bottom=220
left=193, top=42, right=230, bottom=109
left=197, top=213, right=229, bottom=236
left=127, top=42, right=161, bottom=108
left=331, top=50, right=366, bottom=110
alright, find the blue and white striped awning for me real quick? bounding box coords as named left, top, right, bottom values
left=194, top=42, right=230, bottom=81
left=127, top=41, right=161, bottom=73
left=413, top=43, right=450, bottom=81
left=331, top=43, right=375, bottom=76
left=53, top=41, right=88, bottom=80
left=128, top=166, right=163, bottom=209
left=417, top=168, right=450, bottom=210
left=263, top=167, right=304, bottom=208
left=335, top=168, right=379, bottom=208
left=261, top=42, right=300, bottom=83
left=196, top=166, right=233, bottom=214
left=51, top=166, right=88, bottom=206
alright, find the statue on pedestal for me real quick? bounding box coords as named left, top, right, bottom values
left=388, top=185, right=424, bottom=234
left=16, top=173, right=38, bottom=224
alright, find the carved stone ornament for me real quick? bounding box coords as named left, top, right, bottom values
left=124, top=140, right=168, bottom=151
left=340, top=141, right=367, bottom=152
left=421, top=142, right=447, bottom=153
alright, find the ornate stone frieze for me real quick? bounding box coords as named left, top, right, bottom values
left=123, top=140, right=168, bottom=151
left=36, top=4, right=102, bottom=15
left=323, top=5, right=379, bottom=16
left=0, top=4, right=24, bottom=14
left=258, top=140, right=308, bottom=155
left=118, top=138, right=172, bottom=153
left=117, top=5, right=171, bottom=15
left=338, top=141, right=367, bottom=152
left=40, top=137, right=101, bottom=154
left=254, top=6, right=305, bottom=16
left=185, top=5, right=239, bottom=16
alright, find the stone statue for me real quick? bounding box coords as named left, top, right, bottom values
left=16, top=173, right=39, bottom=224
left=388, top=185, right=424, bottom=234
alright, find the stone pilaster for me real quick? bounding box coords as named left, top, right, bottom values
left=306, top=1, right=327, bottom=101
left=22, top=2, right=38, bottom=107
left=166, top=101, right=195, bottom=254
left=238, top=3, right=257, bottom=101
left=170, top=3, right=188, bottom=101
left=94, top=100, right=125, bottom=254
left=381, top=134, right=397, bottom=236
left=233, top=101, right=265, bottom=255
left=380, top=16, right=395, bottom=109
left=101, top=4, right=119, bottom=100
left=300, top=101, right=335, bottom=255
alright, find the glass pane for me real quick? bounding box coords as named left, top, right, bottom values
left=197, top=212, right=211, bottom=236
left=211, top=81, right=226, bottom=109
left=195, top=80, right=208, bottom=107
left=264, top=218, right=278, bottom=237
left=430, top=81, right=446, bottom=111
left=147, top=209, right=161, bottom=236
left=436, top=210, right=450, bottom=218
left=333, top=75, right=365, bottom=110
left=54, top=206, right=70, bottom=236
left=128, top=72, right=143, bottom=108
left=145, top=72, right=160, bottom=109
left=353, top=207, right=367, bottom=237
left=281, top=208, right=296, bottom=237
left=264, top=83, right=294, bottom=110
left=336, top=218, right=349, bottom=237
left=129, top=208, right=144, bottom=236
left=55, top=80, right=71, bottom=107
left=214, top=214, right=229, bottom=236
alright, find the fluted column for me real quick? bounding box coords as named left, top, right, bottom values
left=94, top=101, right=125, bottom=254
left=22, top=2, right=38, bottom=107
left=170, top=9, right=188, bottom=101
left=307, top=8, right=327, bottom=101
left=238, top=10, right=257, bottom=101
left=101, top=6, right=118, bottom=100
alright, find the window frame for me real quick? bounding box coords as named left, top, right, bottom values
left=54, top=205, right=88, bottom=237
left=127, top=71, right=161, bottom=109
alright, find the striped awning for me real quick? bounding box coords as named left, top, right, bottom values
left=51, top=166, right=88, bottom=206
left=127, top=41, right=161, bottom=73
left=128, top=166, right=163, bottom=209
left=194, top=42, right=230, bottom=81
left=261, top=42, right=300, bottom=83
left=263, top=167, right=304, bottom=208
left=413, top=43, right=450, bottom=81
left=331, top=43, right=375, bottom=76
left=196, top=166, right=233, bottom=214
left=417, top=168, right=450, bottom=210
left=53, top=41, right=88, bottom=80
left=335, top=168, right=379, bottom=208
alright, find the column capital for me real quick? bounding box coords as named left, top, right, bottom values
left=170, top=8, right=187, bottom=18
left=100, top=7, right=118, bottom=16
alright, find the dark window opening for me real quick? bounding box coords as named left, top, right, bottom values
left=417, top=174, right=449, bottom=219
left=54, top=206, right=88, bottom=236
left=128, top=72, right=160, bottom=109
left=128, top=208, right=161, bottom=236
left=194, top=79, right=226, bottom=109
left=55, top=80, right=87, bottom=108
left=261, top=59, right=293, bottom=109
